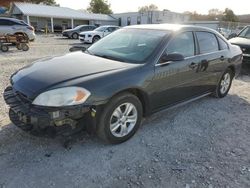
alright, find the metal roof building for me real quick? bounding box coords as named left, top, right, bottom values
left=9, top=2, right=118, bottom=32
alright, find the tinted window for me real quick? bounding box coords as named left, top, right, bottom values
left=88, top=29, right=169, bottom=64
left=0, top=19, right=12, bottom=26
left=196, top=32, right=219, bottom=54
left=218, top=37, right=228, bottom=50
left=107, top=27, right=117, bottom=32
left=80, top=26, right=87, bottom=31
left=167, top=32, right=195, bottom=58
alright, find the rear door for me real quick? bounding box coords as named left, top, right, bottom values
left=195, top=31, right=228, bottom=92
left=0, top=19, right=13, bottom=35
left=151, top=31, right=206, bottom=109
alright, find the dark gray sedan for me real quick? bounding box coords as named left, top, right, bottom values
left=4, top=24, right=242, bottom=144
left=62, top=25, right=96, bottom=39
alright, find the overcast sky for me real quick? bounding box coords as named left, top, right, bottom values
left=56, top=0, right=249, bottom=15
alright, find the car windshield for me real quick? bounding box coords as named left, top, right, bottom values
left=238, top=26, right=250, bottom=39
left=87, top=28, right=169, bottom=64
left=74, top=25, right=84, bottom=30
left=94, top=26, right=108, bottom=32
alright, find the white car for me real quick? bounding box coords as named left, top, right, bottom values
left=0, top=17, right=36, bottom=41
left=79, top=25, right=120, bottom=43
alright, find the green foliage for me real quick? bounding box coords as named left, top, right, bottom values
left=17, top=0, right=59, bottom=6
left=138, top=4, right=158, bottom=13
left=25, top=0, right=58, bottom=6
left=222, top=8, right=239, bottom=22
left=87, top=0, right=113, bottom=14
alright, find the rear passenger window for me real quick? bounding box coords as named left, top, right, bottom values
left=167, top=32, right=195, bottom=58
left=0, top=19, right=10, bottom=25
left=218, top=37, right=228, bottom=50
left=196, top=32, right=219, bottom=54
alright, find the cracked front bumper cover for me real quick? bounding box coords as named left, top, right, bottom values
left=3, top=86, right=92, bottom=137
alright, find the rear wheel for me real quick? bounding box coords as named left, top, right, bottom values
left=72, top=33, right=78, bottom=39
left=96, top=93, right=143, bottom=144
left=213, top=68, right=233, bottom=98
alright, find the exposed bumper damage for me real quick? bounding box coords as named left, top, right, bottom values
left=3, top=86, right=95, bottom=137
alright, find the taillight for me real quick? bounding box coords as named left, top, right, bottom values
left=27, top=26, right=34, bottom=31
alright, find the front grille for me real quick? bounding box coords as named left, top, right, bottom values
left=80, top=34, right=85, bottom=38
left=241, top=47, right=250, bottom=54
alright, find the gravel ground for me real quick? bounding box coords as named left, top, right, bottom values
left=0, top=35, right=250, bottom=188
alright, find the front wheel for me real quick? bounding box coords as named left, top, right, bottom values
left=92, top=36, right=100, bottom=43
left=213, top=68, right=233, bottom=98
left=96, top=93, right=143, bottom=144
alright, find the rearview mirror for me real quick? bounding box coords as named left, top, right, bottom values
left=160, top=53, right=184, bottom=63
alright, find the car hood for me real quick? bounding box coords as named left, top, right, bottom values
left=229, top=37, right=250, bottom=46
left=11, top=52, right=134, bottom=97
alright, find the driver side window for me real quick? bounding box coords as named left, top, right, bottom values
left=166, top=32, right=195, bottom=58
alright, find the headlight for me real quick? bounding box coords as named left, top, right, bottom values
left=32, top=87, right=91, bottom=107
left=88, top=34, right=92, bottom=37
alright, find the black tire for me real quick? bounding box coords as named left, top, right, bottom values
left=17, top=44, right=22, bottom=50
left=212, top=68, right=233, bottom=98
left=21, top=43, right=29, bottom=51
left=72, top=33, right=79, bottom=39
left=1, top=45, right=9, bottom=52
left=96, top=92, right=143, bottom=144
left=92, top=36, right=100, bottom=43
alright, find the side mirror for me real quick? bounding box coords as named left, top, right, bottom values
left=160, top=53, right=184, bottom=63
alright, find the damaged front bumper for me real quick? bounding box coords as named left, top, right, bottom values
left=3, top=86, right=96, bottom=137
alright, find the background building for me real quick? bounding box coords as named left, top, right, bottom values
left=112, top=10, right=190, bottom=27
left=9, top=2, right=118, bottom=32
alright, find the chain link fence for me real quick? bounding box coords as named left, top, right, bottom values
left=218, top=21, right=249, bottom=39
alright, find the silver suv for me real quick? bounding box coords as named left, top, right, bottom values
left=0, top=17, right=35, bottom=41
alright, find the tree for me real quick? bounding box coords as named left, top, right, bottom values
left=87, top=0, right=113, bottom=14
left=222, top=8, right=238, bottom=22
left=138, top=4, right=158, bottom=13
left=26, top=0, right=58, bottom=6
left=208, top=9, right=223, bottom=16
left=208, top=9, right=223, bottom=21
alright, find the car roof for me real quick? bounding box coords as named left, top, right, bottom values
left=99, top=25, right=119, bottom=27
left=125, top=24, right=217, bottom=33
left=0, top=17, right=20, bottom=22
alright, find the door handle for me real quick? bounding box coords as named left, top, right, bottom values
left=220, top=56, right=225, bottom=61
left=189, top=62, right=198, bottom=69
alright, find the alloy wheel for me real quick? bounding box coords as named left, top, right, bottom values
left=110, top=103, right=138, bottom=138
left=220, top=73, right=231, bottom=94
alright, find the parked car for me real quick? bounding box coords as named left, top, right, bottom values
left=229, top=25, right=250, bottom=64
left=79, top=25, right=120, bottom=43
left=62, top=25, right=96, bottom=39
left=0, top=17, right=35, bottom=41
left=4, top=24, right=242, bottom=144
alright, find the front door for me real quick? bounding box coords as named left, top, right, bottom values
left=150, top=31, right=205, bottom=110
